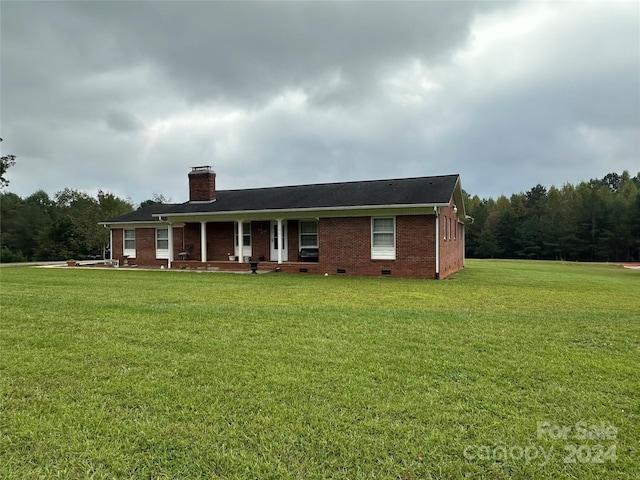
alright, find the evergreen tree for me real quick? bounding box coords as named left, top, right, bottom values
left=464, top=171, right=639, bottom=262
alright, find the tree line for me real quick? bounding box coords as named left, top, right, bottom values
left=464, top=171, right=640, bottom=262
left=0, top=189, right=136, bottom=262
left=1, top=171, right=638, bottom=263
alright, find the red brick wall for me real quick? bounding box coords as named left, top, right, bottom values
left=317, top=215, right=439, bottom=279
left=182, top=224, right=201, bottom=260
left=110, top=226, right=183, bottom=267
left=287, top=220, right=299, bottom=261
left=134, top=228, right=158, bottom=265
left=438, top=204, right=465, bottom=279
left=170, top=226, right=183, bottom=262
left=318, top=217, right=370, bottom=274
left=397, top=215, right=437, bottom=278
left=110, top=227, right=164, bottom=266
left=251, top=221, right=271, bottom=261
left=207, top=222, right=235, bottom=260
left=111, top=228, right=123, bottom=262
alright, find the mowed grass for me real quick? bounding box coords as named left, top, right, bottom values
left=0, top=260, right=638, bottom=479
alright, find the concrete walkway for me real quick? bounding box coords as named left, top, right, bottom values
left=0, top=260, right=267, bottom=274
left=0, top=261, right=66, bottom=267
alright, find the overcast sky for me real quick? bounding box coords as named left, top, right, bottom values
left=2, top=1, right=639, bottom=205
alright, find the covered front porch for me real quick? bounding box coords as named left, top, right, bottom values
left=164, top=216, right=319, bottom=270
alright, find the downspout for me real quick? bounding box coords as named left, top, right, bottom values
left=434, top=207, right=440, bottom=280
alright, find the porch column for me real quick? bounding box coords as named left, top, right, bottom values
left=237, top=220, right=244, bottom=263
left=276, top=218, right=283, bottom=265
left=200, top=221, right=207, bottom=263
left=168, top=223, right=174, bottom=269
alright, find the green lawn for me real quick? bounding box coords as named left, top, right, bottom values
left=0, top=260, right=638, bottom=479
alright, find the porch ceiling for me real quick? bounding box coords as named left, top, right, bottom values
left=157, top=205, right=441, bottom=223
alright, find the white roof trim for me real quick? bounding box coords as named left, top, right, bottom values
left=99, top=221, right=169, bottom=228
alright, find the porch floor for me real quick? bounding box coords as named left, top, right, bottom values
left=171, top=260, right=322, bottom=274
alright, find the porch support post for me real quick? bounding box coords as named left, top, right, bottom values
left=237, top=220, right=243, bottom=263
left=276, top=218, right=283, bottom=265
left=168, top=223, right=174, bottom=269
left=200, top=221, right=207, bottom=263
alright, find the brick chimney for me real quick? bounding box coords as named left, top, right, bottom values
left=188, top=166, right=216, bottom=202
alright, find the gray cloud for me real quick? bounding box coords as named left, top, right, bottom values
left=106, top=110, right=144, bottom=134
left=1, top=1, right=638, bottom=204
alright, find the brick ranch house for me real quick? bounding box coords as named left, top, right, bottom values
left=101, top=166, right=472, bottom=279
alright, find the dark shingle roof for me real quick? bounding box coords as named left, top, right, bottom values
left=104, top=174, right=460, bottom=223
left=104, top=203, right=181, bottom=223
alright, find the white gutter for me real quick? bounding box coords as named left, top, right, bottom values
left=100, top=221, right=169, bottom=228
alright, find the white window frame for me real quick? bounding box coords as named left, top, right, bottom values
left=371, top=217, right=396, bottom=260
left=123, top=229, right=136, bottom=258
left=156, top=227, right=169, bottom=259
left=299, top=220, right=318, bottom=248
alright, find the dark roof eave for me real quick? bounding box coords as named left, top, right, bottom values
left=99, top=220, right=169, bottom=227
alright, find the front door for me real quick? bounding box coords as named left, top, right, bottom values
left=270, top=221, right=288, bottom=261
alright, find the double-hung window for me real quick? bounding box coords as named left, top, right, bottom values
left=371, top=217, right=395, bottom=260
left=299, top=220, right=318, bottom=247
left=123, top=229, right=136, bottom=257
left=156, top=227, right=169, bottom=259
